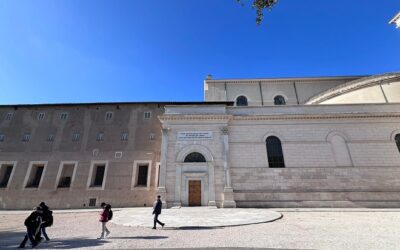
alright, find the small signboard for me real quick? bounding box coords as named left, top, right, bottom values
left=177, top=131, right=213, bottom=140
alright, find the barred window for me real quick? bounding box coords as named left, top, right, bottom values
left=72, top=133, right=80, bottom=141
left=5, top=112, right=13, bottom=121
left=47, top=134, right=55, bottom=142
left=105, top=112, right=113, bottom=121
left=96, top=132, right=104, bottom=141
left=22, top=133, right=31, bottom=142
left=236, top=96, right=248, bottom=106
left=121, top=132, right=129, bottom=141
left=144, top=112, right=151, bottom=119
left=60, top=112, right=68, bottom=120
left=37, top=112, right=45, bottom=120
left=266, top=136, right=285, bottom=168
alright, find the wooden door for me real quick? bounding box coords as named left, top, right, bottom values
left=188, top=180, right=201, bottom=206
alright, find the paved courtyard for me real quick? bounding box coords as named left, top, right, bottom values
left=1, top=208, right=400, bottom=249
left=112, top=207, right=282, bottom=228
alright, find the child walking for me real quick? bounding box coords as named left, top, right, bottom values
left=98, top=202, right=111, bottom=239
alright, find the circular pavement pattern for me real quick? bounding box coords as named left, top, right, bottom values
left=112, top=207, right=282, bottom=228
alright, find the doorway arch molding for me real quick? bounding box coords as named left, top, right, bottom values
left=176, top=144, right=214, bottom=163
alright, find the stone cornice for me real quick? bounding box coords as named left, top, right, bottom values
left=159, top=112, right=400, bottom=122
left=205, top=76, right=363, bottom=85
left=389, top=11, right=400, bottom=27
left=158, top=115, right=233, bottom=121
left=305, top=73, right=400, bottom=104
left=232, top=113, right=400, bottom=121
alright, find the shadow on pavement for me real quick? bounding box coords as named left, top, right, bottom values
left=173, top=226, right=222, bottom=230
left=0, top=231, right=107, bottom=249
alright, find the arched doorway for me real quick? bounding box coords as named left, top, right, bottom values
left=184, top=152, right=206, bottom=206
left=174, top=145, right=216, bottom=207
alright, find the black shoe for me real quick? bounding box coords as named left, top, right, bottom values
left=152, top=227, right=156, bottom=229
left=18, top=245, right=24, bottom=249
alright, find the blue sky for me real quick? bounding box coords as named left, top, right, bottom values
left=0, top=0, right=399, bottom=104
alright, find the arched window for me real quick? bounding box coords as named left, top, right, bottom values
left=236, top=96, right=248, bottom=106
left=395, top=134, right=400, bottom=153
left=274, top=95, right=286, bottom=105
left=266, top=136, right=285, bottom=168
left=184, top=152, right=206, bottom=162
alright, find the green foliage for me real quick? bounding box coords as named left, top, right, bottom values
left=237, top=0, right=278, bottom=25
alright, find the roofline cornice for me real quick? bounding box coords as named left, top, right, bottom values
left=389, top=11, right=400, bottom=24
left=204, top=75, right=366, bottom=84
left=158, top=112, right=400, bottom=121
left=305, top=73, right=400, bottom=104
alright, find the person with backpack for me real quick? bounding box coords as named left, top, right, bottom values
left=39, top=202, right=53, bottom=241
left=97, top=202, right=111, bottom=239
left=152, top=195, right=165, bottom=229
left=19, top=206, right=43, bottom=248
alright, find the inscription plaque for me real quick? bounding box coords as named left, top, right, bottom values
left=177, top=131, right=213, bottom=140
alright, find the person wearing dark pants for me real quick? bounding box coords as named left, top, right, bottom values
left=152, top=195, right=165, bottom=229
left=19, top=207, right=43, bottom=248
left=39, top=202, right=53, bottom=241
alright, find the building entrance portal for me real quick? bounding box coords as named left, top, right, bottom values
left=188, top=180, right=202, bottom=206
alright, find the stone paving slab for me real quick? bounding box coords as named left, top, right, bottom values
left=112, top=207, right=282, bottom=228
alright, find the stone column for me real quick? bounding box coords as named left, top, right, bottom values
left=208, top=164, right=217, bottom=207
left=221, top=127, right=236, bottom=208
left=157, top=127, right=169, bottom=208
left=172, top=165, right=182, bottom=207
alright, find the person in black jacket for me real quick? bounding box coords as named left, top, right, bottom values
left=19, top=207, right=43, bottom=248
left=152, top=195, right=165, bottom=229
left=39, top=202, right=53, bottom=241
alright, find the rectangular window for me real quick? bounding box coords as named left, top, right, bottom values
left=26, top=165, right=44, bottom=188
left=121, top=132, right=128, bottom=141
left=5, top=112, right=13, bottom=121
left=57, top=163, right=76, bottom=188
left=59, top=112, right=68, bottom=120
left=144, top=111, right=151, bottom=119
left=0, top=164, right=14, bottom=188
left=72, top=133, right=80, bottom=141
left=47, top=134, right=55, bottom=142
left=136, top=164, right=148, bottom=186
left=105, top=112, right=113, bottom=121
left=87, top=161, right=108, bottom=190
left=0, top=134, right=4, bottom=142
left=149, top=133, right=155, bottom=140
left=92, top=165, right=105, bottom=187
left=37, top=112, right=45, bottom=120
left=22, top=133, right=31, bottom=142
left=96, top=132, right=104, bottom=141
left=89, top=198, right=97, bottom=207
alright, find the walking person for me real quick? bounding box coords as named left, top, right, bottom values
left=97, top=202, right=111, bottom=239
left=19, top=207, right=43, bottom=248
left=39, top=202, right=53, bottom=241
left=152, top=195, right=165, bottom=229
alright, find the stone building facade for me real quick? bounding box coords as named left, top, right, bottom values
left=0, top=103, right=166, bottom=209
left=1, top=73, right=400, bottom=209
left=158, top=72, right=400, bottom=208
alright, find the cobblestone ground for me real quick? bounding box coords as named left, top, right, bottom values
left=1, top=209, right=400, bottom=249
